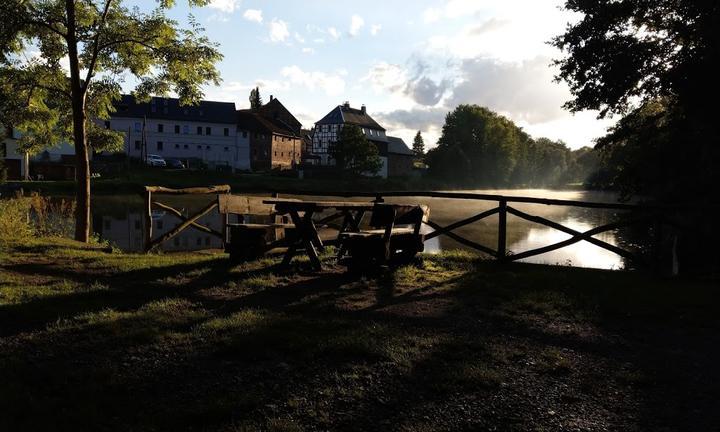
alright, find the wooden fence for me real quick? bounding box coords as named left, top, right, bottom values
left=268, top=190, right=690, bottom=271
left=143, top=185, right=230, bottom=252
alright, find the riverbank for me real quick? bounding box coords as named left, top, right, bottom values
left=1, top=237, right=718, bottom=431
left=4, top=167, right=590, bottom=196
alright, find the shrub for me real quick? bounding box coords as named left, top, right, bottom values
left=0, top=198, right=33, bottom=243
left=28, top=194, right=75, bottom=237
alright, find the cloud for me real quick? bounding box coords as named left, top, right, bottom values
left=207, top=0, right=241, bottom=13
left=302, top=47, right=315, bottom=55
left=294, top=32, right=306, bottom=44
left=269, top=19, right=290, bottom=43
left=242, top=9, right=263, bottom=23
left=350, top=15, right=365, bottom=37
left=363, top=61, right=452, bottom=107
left=376, top=107, right=448, bottom=132
left=423, top=8, right=442, bottom=23
left=448, top=56, right=568, bottom=124
left=370, top=24, right=382, bottom=36
left=328, top=27, right=341, bottom=40
left=280, top=66, right=346, bottom=96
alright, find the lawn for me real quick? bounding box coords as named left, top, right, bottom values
left=1, top=238, right=718, bottom=431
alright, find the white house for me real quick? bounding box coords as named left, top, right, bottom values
left=311, top=102, right=389, bottom=178
left=1, top=126, right=29, bottom=180
left=109, top=95, right=250, bottom=171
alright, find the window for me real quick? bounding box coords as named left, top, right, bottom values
left=175, top=144, right=180, bottom=149
left=196, top=238, right=202, bottom=246
left=206, top=145, right=210, bottom=150
left=134, top=122, right=141, bottom=132
left=183, top=125, right=189, bottom=134
left=197, top=126, right=202, bottom=135
left=322, top=125, right=328, bottom=132
left=242, top=131, right=248, bottom=138
left=174, top=125, right=180, bottom=134
left=223, top=128, right=229, bottom=137
left=281, top=152, right=284, bottom=157
left=157, top=141, right=163, bottom=151
left=157, top=221, right=164, bottom=230
left=134, top=220, right=141, bottom=230
left=205, top=237, right=210, bottom=246
left=206, top=127, right=211, bottom=135
left=274, top=151, right=277, bottom=157
left=134, top=140, right=141, bottom=150
left=224, top=147, right=229, bottom=152
left=158, top=124, right=164, bottom=133
left=197, top=145, right=202, bottom=150
left=183, top=144, right=188, bottom=149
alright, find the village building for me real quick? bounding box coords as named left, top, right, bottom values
left=236, top=97, right=302, bottom=171
left=386, top=136, right=415, bottom=177
left=108, top=95, right=248, bottom=171
left=311, top=102, right=390, bottom=177
left=1, top=126, right=29, bottom=180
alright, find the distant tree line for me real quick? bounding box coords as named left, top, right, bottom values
left=425, top=104, right=599, bottom=188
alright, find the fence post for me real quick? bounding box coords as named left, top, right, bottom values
left=497, top=200, right=507, bottom=261
left=144, top=189, right=153, bottom=252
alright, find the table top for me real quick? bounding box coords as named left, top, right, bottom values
left=264, top=198, right=376, bottom=211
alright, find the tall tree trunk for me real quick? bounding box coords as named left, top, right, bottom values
left=72, top=100, right=91, bottom=243
left=66, top=0, right=91, bottom=243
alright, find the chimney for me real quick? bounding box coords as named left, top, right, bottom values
left=270, top=95, right=274, bottom=101
left=343, top=101, right=350, bottom=109
left=361, top=104, right=366, bottom=114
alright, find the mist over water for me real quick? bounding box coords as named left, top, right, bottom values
left=91, top=189, right=628, bottom=270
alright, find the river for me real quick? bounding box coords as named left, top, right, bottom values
left=90, top=189, right=630, bottom=270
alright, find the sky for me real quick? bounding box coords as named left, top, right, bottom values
left=134, top=0, right=615, bottom=150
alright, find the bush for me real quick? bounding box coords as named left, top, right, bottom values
left=28, top=194, right=75, bottom=237
left=0, top=198, right=33, bottom=243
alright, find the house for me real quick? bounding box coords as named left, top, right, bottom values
left=1, top=126, right=29, bottom=180
left=311, top=102, right=389, bottom=178
left=109, top=95, right=247, bottom=171
left=237, top=97, right=303, bottom=171
left=386, top=136, right=415, bottom=177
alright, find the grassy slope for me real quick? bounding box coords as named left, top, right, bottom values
left=1, top=238, right=719, bottom=431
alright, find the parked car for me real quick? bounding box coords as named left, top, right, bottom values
left=146, top=154, right=166, bottom=167
left=165, top=159, right=185, bottom=169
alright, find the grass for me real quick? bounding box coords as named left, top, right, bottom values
left=0, top=236, right=719, bottom=431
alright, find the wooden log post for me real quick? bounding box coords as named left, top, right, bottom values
left=497, top=200, right=507, bottom=261
left=144, top=189, right=153, bottom=252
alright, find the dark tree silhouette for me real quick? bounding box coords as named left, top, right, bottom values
left=249, top=87, right=263, bottom=110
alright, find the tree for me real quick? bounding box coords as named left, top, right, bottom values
left=552, top=0, right=720, bottom=200
left=412, top=131, right=425, bottom=160
left=330, top=125, right=382, bottom=177
left=249, top=87, right=262, bottom=110
left=426, top=105, right=526, bottom=186
left=0, top=1, right=222, bottom=242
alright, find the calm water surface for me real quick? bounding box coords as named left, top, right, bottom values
left=91, top=189, right=630, bottom=270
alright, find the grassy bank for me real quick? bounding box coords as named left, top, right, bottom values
left=1, top=237, right=718, bottom=431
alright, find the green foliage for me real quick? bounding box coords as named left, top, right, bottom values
left=0, top=198, right=33, bottom=244
left=427, top=105, right=598, bottom=187
left=249, top=86, right=263, bottom=110
left=412, top=131, right=425, bottom=159
left=330, top=124, right=383, bottom=177
left=553, top=1, right=720, bottom=200
left=0, top=1, right=222, bottom=155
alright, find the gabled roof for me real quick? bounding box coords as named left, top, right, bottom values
left=316, top=104, right=386, bottom=131
left=111, top=95, right=237, bottom=124
left=236, top=110, right=299, bottom=138
left=256, top=98, right=302, bottom=133
left=387, top=136, right=414, bottom=156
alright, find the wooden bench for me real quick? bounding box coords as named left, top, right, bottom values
left=218, top=195, right=298, bottom=262
left=339, top=203, right=430, bottom=270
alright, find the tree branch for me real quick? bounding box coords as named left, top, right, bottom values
left=83, top=0, right=114, bottom=94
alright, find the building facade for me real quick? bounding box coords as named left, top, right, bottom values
left=311, top=102, right=389, bottom=178
left=237, top=97, right=302, bottom=171
left=109, top=95, right=249, bottom=171
left=1, top=126, right=29, bottom=180
left=387, top=136, right=415, bottom=177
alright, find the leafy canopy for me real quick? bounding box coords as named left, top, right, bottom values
left=330, top=124, right=383, bottom=177
left=0, top=0, right=222, bottom=154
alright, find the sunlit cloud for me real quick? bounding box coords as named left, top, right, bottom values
left=242, top=9, right=263, bottom=23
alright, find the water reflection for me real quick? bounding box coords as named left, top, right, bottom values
left=91, top=190, right=632, bottom=270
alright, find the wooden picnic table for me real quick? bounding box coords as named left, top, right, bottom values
left=264, top=198, right=377, bottom=270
